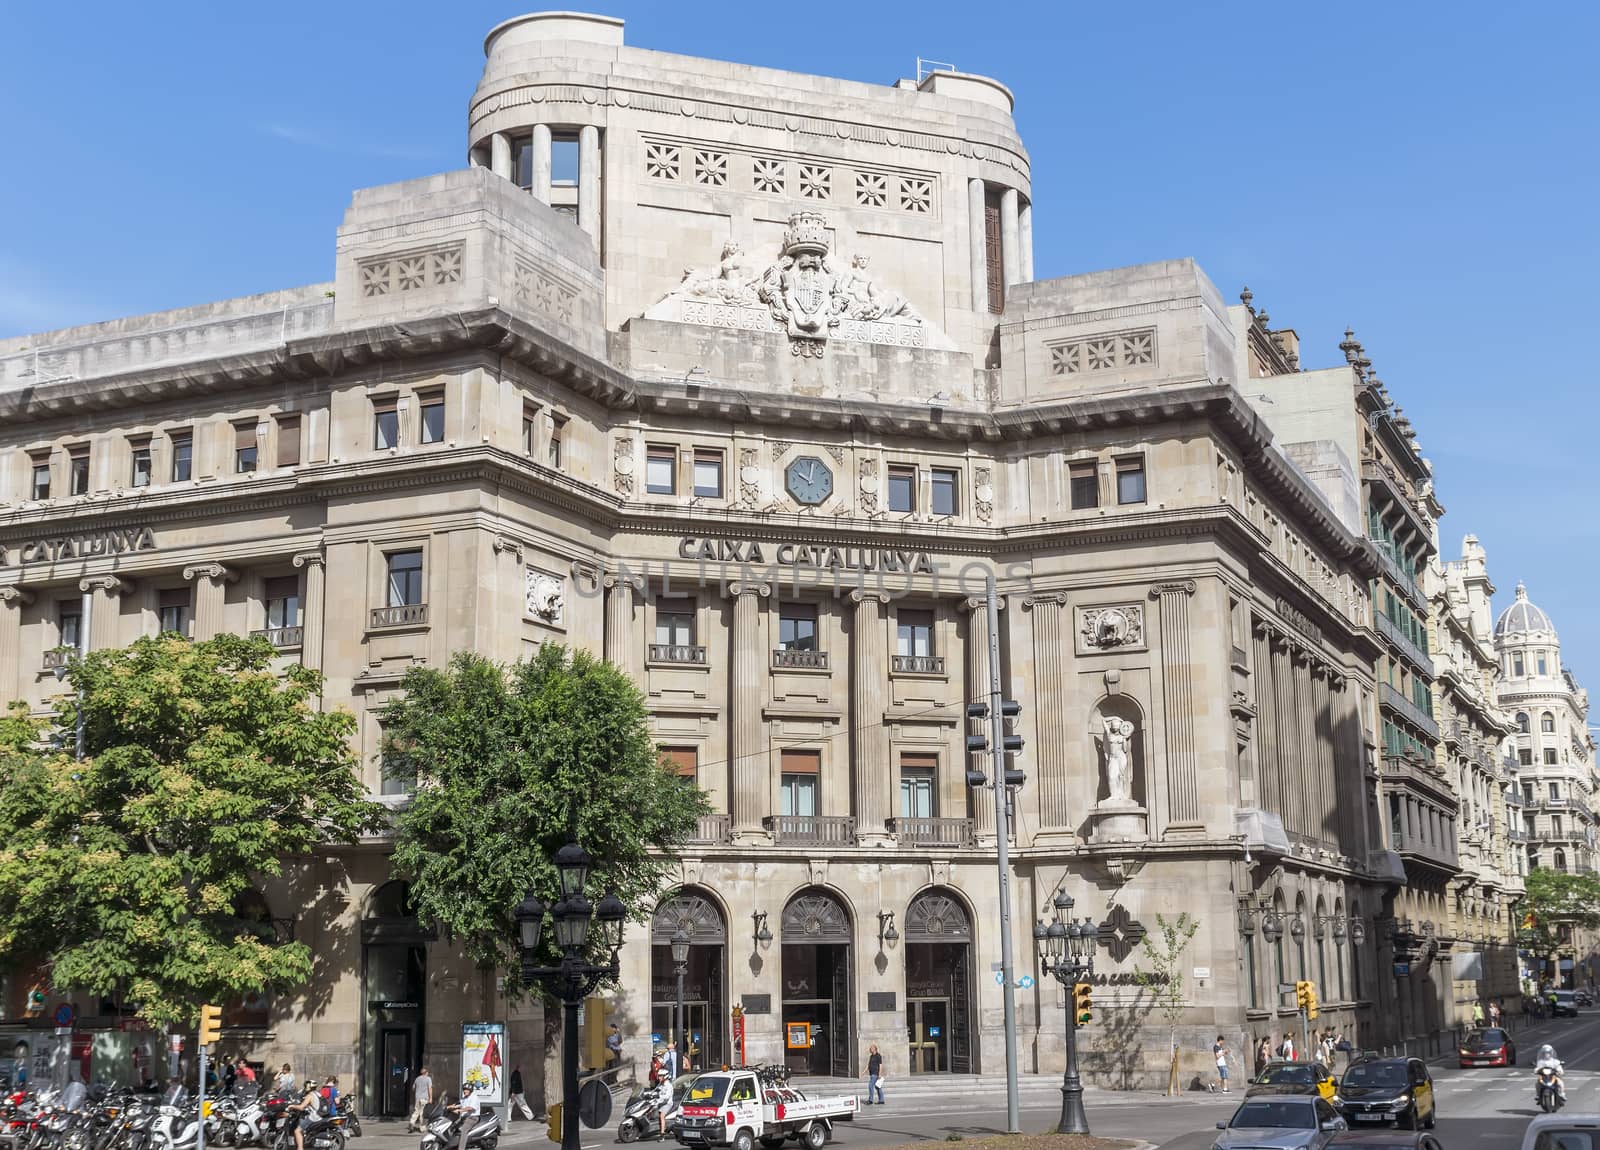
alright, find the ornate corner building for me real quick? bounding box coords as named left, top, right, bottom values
left=0, top=10, right=1499, bottom=1101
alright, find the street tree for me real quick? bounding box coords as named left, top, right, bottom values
left=382, top=646, right=709, bottom=990
left=1133, top=911, right=1200, bottom=1096
left=0, top=634, right=385, bottom=1029
left=1519, top=868, right=1600, bottom=984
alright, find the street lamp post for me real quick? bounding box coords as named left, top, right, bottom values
left=671, top=926, right=691, bottom=1074
left=1034, top=890, right=1096, bottom=1135
left=514, top=840, right=628, bottom=1150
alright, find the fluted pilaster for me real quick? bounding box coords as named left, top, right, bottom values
left=1024, top=594, right=1070, bottom=828
left=79, top=576, right=131, bottom=651
left=851, top=590, right=891, bottom=844
left=293, top=551, right=326, bottom=675
left=184, top=563, right=237, bottom=640
left=604, top=575, right=635, bottom=676
left=0, top=586, right=34, bottom=701
left=729, top=581, right=770, bottom=841
left=1151, top=582, right=1200, bottom=826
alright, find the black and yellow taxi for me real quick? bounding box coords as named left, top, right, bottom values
left=1247, top=1060, right=1340, bottom=1104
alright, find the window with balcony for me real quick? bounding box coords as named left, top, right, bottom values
left=779, top=749, right=819, bottom=817
left=276, top=415, right=301, bottom=467
left=234, top=423, right=258, bottom=473
left=29, top=455, right=50, bottom=500
left=130, top=440, right=152, bottom=488
left=264, top=576, right=301, bottom=629
left=549, top=415, right=566, bottom=469
left=655, top=602, right=694, bottom=647
left=658, top=746, right=698, bottom=781
left=693, top=448, right=724, bottom=498
left=1550, top=782, right=1562, bottom=801
left=899, top=753, right=937, bottom=818
left=158, top=588, right=192, bottom=637
left=1069, top=460, right=1098, bottom=509
left=1116, top=455, right=1146, bottom=505
left=646, top=446, right=677, bottom=494
left=779, top=603, right=818, bottom=650
left=419, top=394, right=445, bottom=445
left=897, top=609, right=934, bottom=658
left=373, top=398, right=399, bottom=450
left=1546, top=748, right=1559, bottom=765
left=1543, top=712, right=1557, bottom=733
left=170, top=432, right=193, bottom=482
left=68, top=446, right=89, bottom=496
left=386, top=551, right=424, bottom=607
left=930, top=468, right=959, bottom=516
left=887, top=465, right=916, bottom=513
left=1553, top=816, right=1565, bottom=837
left=58, top=602, right=82, bottom=651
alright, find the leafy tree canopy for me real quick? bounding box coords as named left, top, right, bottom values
left=0, top=634, right=385, bottom=1027
left=1520, top=868, right=1600, bottom=954
left=383, top=646, right=709, bottom=991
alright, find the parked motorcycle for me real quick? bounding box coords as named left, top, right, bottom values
left=418, top=1105, right=499, bottom=1150
left=1538, top=1066, right=1564, bottom=1113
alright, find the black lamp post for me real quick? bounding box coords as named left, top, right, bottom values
left=671, top=925, right=691, bottom=1073
left=1034, top=890, right=1096, bottom=1135
left=514, top=840, right=627, bottom=1150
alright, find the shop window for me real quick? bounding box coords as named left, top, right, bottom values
left=646, top=446, right=677, bottom=494
left=887, top=465, right=916, bottom=513
left=930, top=468, right=959, bottom=516
left=1069, top=461, right=1098, bottom=510
left=693, top=449, right=724, bottom=499
left=386, top=551, right=424, bottom=607
left=1116, top=455, right=1146, bottom=505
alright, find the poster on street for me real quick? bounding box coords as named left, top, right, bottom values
left=460, top=1022, right=507, bottom=1106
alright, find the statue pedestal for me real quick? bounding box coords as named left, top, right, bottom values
left=1089, top=801, right=1148, bottom=843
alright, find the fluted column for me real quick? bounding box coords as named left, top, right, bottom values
left=1289, top=650, right=1313, bottom=840
left=1023, top=594, right=1070, bottom=829
left=79, top=576, right=131, bottom=651
left=1018, top=200, right=1034, bottom=282
left=851, top=590, right=891, bottom=845
left=729, top=582, right=770, bottom=842
left=1312, top=667, right=1334, bottom=847
left=293, top=551, right=326, bottom=674
left=491, top=132, right=513, bottom=180
left=1000, top=187, right=1021, bottom=290
left=964, top=595, right=1005, bottom=838
left=184, top=563, right=237, bottom=640
left=1151, top=581, right=1200, bottom=827
left=531, top=124, right=552, bottom=203
left=578, top=125, right=601, bottom=245
left=1270, top=637, right=1297, bottom=835
left=968, top=178, right=988, bottom=313
left=604, top=575, right=635, bottom=677
left=0, top=587, right=33, bottom=702
left=1252, top=624, right=1280, bottom=817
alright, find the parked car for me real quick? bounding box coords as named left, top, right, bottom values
left=1459, top=1027, right=1517, bottom=1068
left=1335, top=1058, right=1436, bottom=1130
left=1248, top=1061, right=1340, bottom=1104
left=1519, top=1114, right=1600, bottom=1150
left=1551, top=990, right=1581, bottom=1018
left=1329, top=1134, right=1444, bottom=1150
left=1575, top=988, right=1594, bottom=1007
left=1214, top=1096, right=1347, bottom=1150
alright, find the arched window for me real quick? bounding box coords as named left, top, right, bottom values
left=1542, top=712, right=1556, bottom=734
left=1516, top=712, right=1530, bottom=734
left=1555, top=850, right=1568, bottom=873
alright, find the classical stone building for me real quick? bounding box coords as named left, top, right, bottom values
left=0, top=12, right=1399, bottom=1101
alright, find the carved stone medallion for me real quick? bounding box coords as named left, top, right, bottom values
left=1075, top=604, right=1146, bottom=653
left=524, top=568, right=565, bottom=626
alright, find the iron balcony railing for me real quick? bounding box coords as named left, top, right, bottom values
left=1375, top=612, right=1435, bottom=678
left=1380, top=682, right=1441, bottom=741
left=763, top=814, right=857, bottom=845
left=369, top=603, right=428, bottom=629
left=649, top=643, right=707, bottom=665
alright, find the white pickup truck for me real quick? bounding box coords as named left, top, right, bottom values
left=673, top=1069, right=857, bottom=1150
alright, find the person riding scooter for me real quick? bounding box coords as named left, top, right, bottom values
left=646, top=1070, right=674, bottom=1138
left=1535, top=1043, right=1567, bottom=1106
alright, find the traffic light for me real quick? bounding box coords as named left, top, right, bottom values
left=23, top=987, right=46, bottom=1016
left=1305, top=983, right=1319, bottom=1021
left=197, top=1003, right=222, bottom=1047
left=546, top=1102, right=562, bottom=1143
left=1073, top=982, right=1093, bottom=1026
left=966, top=700, right=1025, bottom=788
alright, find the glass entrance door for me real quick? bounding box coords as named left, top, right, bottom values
left=651, top=1001, right=716, bottom=1071
left=905, top=999, right=950, bottom=1074
left=380, top=1030, right=412, bottom=1116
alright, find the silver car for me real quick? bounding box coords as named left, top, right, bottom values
left=1215, top=1095, right=1348, bottom=1150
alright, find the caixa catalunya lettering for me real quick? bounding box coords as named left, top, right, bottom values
left=1, top=526, right=157, bottom=567
left=678, top=536, right=936, bottom=574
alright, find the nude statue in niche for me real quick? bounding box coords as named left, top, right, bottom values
left=1101, top=715, right=1136, bottom=804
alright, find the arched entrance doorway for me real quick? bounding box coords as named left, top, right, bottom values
left=651, top=890, right=728, bottom=1072
left=904, top=889, right=975, bottom=1075
left=781, top=889, right=853, bottom=1077
left=361, top=881, right=434, bottom=1118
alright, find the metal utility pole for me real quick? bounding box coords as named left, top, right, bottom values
left=985, top=573, right=1020, bottom=1133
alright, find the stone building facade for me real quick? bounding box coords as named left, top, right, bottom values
left=0, top=12, right=1403, bottom=1102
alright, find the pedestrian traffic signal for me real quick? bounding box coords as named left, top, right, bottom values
left=1073, top=982, right=1093, bottom=1025
left=197, top=1003, right=222, bottom=1047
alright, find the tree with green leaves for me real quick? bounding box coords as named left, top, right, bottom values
left=1133, top=911, right=1200, bottom=1096
left=1519, top=868, right=1600, bottom=983
left=382, top=645, right=709, bottom=990
left=0, top=633, right=385, bottom=1030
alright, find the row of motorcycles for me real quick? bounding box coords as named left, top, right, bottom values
left=0, top=1082, right=362, bottom=1150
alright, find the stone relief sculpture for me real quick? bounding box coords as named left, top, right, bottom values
left=1101, top=716, right=1136, bottom=805
left=644, top=210, right=953, bottom=354
left=1079, top=604, right=1144, bottom=650
left=525, top=569, right=565, bottom=625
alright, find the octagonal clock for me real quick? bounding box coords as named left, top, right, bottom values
left=784, top=455, right=834, bottom=506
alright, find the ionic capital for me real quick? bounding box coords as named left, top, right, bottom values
left=183, top=563, right=239, bottom=585
left=1019, top=593, right=1066, bottom=611
left=962, top=595, right=1007, bottom=614
left=727, top=581, right=771, bottom=599
left=849, top=588, right=892, bottom=606
left=79, top=575, right=133, bottom=597
left=0, top=585, right=34, bottom=607
left=292, top=550, right=326, bottom=570
left=492, top=535, right=525, bottom=563
left=1149, top=579, right=1198, bottom=599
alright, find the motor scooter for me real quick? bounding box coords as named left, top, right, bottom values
left=418, top=1105, right=499, bottom=1150
left=1538, top=1066, right=1564, bottom=1112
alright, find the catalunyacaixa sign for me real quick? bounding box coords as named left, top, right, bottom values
left=0, top=526, right=157, bottom=567
left=676, top=536, right=935, bottom=574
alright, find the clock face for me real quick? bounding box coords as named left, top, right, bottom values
left=784, top=455, right=834, bottom=506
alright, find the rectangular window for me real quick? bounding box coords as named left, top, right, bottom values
left=1550, top=782, right=1562, bottom=800
left=779, top=749, right=820, bottom=817
left=264, top=575, right=301, bottom=629
left=1543, top=714, right=1557, bottom=733
left=658, top=746, right=698, bottom=781
left=896, top=609, right=934, bottom=657
left=1520, top=749, right=1534, bottom=767
left=887, top=465, right=916, bottom=513
left=1116, top=456, right=1147, bottom=505
left=276, top=415, right=301, bottom=468
left=1546, top=748, right=1559, bottom=765
left=1513, top=654, right=1525, bottom=677
left=379, top=721, right=414, bottom=796
left=1538, top=654, right=1548, bottom=676
left=655, top=601, right=695, bottom=647
left=693, top=449, right=724, bottom=498
left=29, top=455, right=50, bottom=500
left=522, top=405, right=538, bottom=455
left=170, top=432, right=193, bottom=482
left=646, top=446, right=677, bottom=494
left=68, top=446, right=90, bottom=495
left=386, top=550, right=424, bottom=607
left=512, top=135, right=535, bottom=190
left=549, top=415, right=566, bottom=469
left=899, top=753, right=938, bottom=819
left=130, top=440, right=152, bottom=488
left=1069, top=461, right=1099, bottom=510
left=419, top=394, right=445, bottom=445
left=1553, top=816, right=1564, bottom=837
left=57, top=602, right=82, bottom=651
left=551, top=134, right=579, bottom=186
left=373, top=398, right=399, bottom=450
left=984, top=191, right=1004, bottom=313
left=234, top=423, right=258, bottom=473
left=158, top=587, right=192, bottom=637
left=930, top=468, right=959, bottom=516
left=779, top=603, right=818, bottom=651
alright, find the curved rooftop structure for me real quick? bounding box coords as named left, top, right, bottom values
left=1494, top=582, right=1556, bottom=641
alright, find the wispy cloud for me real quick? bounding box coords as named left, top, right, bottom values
left=259, top=123, right=435, bottom=163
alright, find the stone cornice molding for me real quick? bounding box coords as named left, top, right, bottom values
left=183, top=562, right=239, bottom=584
left=79, top=575, right=132, bottom=596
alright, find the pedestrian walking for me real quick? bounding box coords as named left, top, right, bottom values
left=1472, top=1001, right=1485, bottom=1026
left=1255, top=1037, right=1271, bottom=1078
left=1212, top=1036, right=1230, bottom=1092
left=275, top=1064, right=296, bottom=1094
left=237, top=1059, right=257, bottom=1086
left=605, top=1025, right=623, bottom=1069
left=1489, top=1000, right=1502, bottom=1027
left=864, top=1044, right=885, bottom=1105
left=408, top=1065, right=433, bottom=1133
left=507, top=1066, right=535, bottom=1122
left=1279, top=1033, right=1295, bottom=1061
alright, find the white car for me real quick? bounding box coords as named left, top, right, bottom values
left=1519, top=1114, right=1600, bottom=1149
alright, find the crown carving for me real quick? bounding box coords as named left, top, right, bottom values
left=781, top=211, right=830, bottom=258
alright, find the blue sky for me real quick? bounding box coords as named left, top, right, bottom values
left=3, top=1, right=1596, bottom=689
